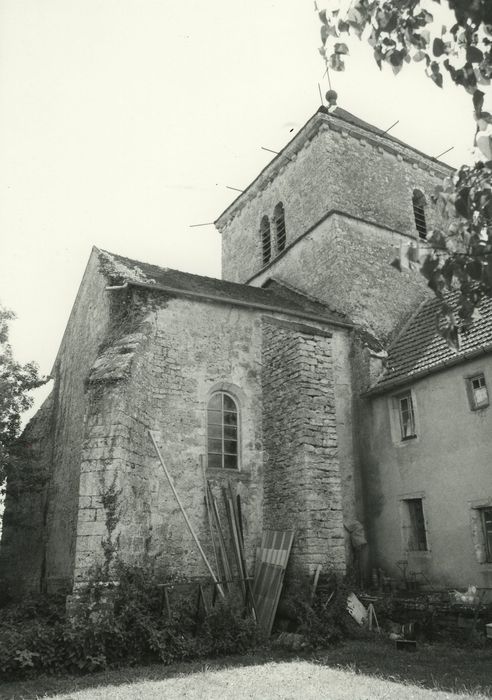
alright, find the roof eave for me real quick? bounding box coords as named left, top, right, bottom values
left=106, top=279, right=354, bottom=330
left=363, top=342, right=492, bottom=397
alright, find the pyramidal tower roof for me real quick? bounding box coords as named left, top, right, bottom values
left=215, top=103, right=453, bottom=229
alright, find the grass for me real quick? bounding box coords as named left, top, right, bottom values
left=1, top=639, right=491, bottom=699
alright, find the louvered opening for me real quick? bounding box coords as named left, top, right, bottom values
left=412, top=190, right=427, bottom=239
left=260, top=215, right=271, bottom=265
left=274, top=202, right=286, bottom=253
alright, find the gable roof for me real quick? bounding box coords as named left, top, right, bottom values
left=97, top=248, right=352, bottom=328
left=366, top=293, right=492, bottom=395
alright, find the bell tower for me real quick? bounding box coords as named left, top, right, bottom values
left=215, top=102, right=452, bottom=341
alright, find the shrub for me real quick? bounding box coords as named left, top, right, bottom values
left=0, top=560, right=263, bottom=680
left=200, top=601, right=264, bottom=656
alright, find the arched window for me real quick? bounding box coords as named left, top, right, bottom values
left=260, top=215, right=271, bottom=265
left=207, top=392, right=239, bottom=469
left=412, top=190, right=427, bottom=240
left=273, top=202, right=286, bottom=253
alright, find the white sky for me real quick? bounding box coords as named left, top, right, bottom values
left=0, top=0, right=479, bottom=414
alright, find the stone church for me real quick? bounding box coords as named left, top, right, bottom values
left=2, top=104, right=492, bottom=597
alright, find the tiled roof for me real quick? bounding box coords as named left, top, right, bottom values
left=97, top=248, right=351, bottom=327
left=370, top=293, right=492, bottom=394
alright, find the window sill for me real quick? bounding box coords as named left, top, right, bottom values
left=393, top=435, right=419, bottom=448
left=206, top=467, right=251, bottom=480
left=405, top=550, right=431, bottom=558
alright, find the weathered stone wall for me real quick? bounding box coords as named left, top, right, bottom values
left=41, top=253, right=113, bottom=592
left=73, top=290, right=266, bottom=586
left=74, top=290, right=351, bottom=587
left=0, top=250, right=113, bottom=594
left=261, top=317, right=346, bottom=577
left=218, top=112, right=449, bottom=294
left=249, top=214, right=430, bottom=343
left=0, top=393, right=55, bottom=596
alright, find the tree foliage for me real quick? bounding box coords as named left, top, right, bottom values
left=317, top=0, right=492, bottom=345
left=0, top=305, right=46, bottom=484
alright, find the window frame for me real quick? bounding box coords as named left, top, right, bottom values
left=207, top=391, right=240, bottom=470
left=466, top=372, right=489, bottom=411
left=481, top=507, right=492, bottom=563
left=400, top=496, right=429, bottom=553
left=396, top=390, right=417, bottom=441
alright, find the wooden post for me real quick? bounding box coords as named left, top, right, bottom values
left=149, top=431, right=225, bottom=599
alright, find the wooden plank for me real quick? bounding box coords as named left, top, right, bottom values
left=209, top=487, right=233, bottom=586
left=311, top=564, right=322, bottom=604
left=211, top=488, right=234, bottom=584
left=253, top=529, right=295, bottom=635
left=224, top=491, right=247, bottom=597
left=228, top=482, right=248, bottom=586
left=201, top=459, right=222, bottom=587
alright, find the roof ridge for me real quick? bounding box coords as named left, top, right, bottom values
left=99, top=248, right=263, bottom=290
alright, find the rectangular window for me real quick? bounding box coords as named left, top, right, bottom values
left=397, top=392, right=416, bottom=440
left=467, top=374, right=489, bottom=410
left=402, top=498, right=428, bottom=552
left=481, top=507, right=492, bottom=563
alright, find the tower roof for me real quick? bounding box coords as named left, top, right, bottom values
left=215, top=107, right=453, bottom=230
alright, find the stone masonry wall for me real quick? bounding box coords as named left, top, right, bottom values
left=219, top=113, right=449, bottom=288
left=0, top=393, right=55, bottom=596
left=41, top=252, right=113, bottom=593
left=73, top=290, right=266, bottom=586
left=261, top=317, right=345, bottom=578
left=251, top=214, right=430, bottom=343
left=0, top=250, right=112, bottom=595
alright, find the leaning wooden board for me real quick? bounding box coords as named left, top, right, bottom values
left=253, top=530, right=295, bottom=635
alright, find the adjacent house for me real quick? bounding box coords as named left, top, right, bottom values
left=364, top=293, right=492, bottom=589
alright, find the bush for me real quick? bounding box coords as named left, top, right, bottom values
left=0, top=561, right=263, bottom=680
left=200, top=601, right=263, bottom=656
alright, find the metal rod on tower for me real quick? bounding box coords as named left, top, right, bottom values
left=434, top=146, right=454, bottom=159
left=381, top=120, right=399, bottom=135
left=226, top=186, right=244, bottom=193
left=189, top=223, right=215, bottom=228
left=260, top=147, right=293, bottom=162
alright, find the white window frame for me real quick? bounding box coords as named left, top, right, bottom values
left=465, top=372, right=489, bottom=411
left=469, top=497, right=492, bottom=565
left=388, top=388, right=419, bottom=445
left=207, top=391, right=240, bottom=471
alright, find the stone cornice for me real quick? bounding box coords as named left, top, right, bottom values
left=214, top=110, right=453, bottom=231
